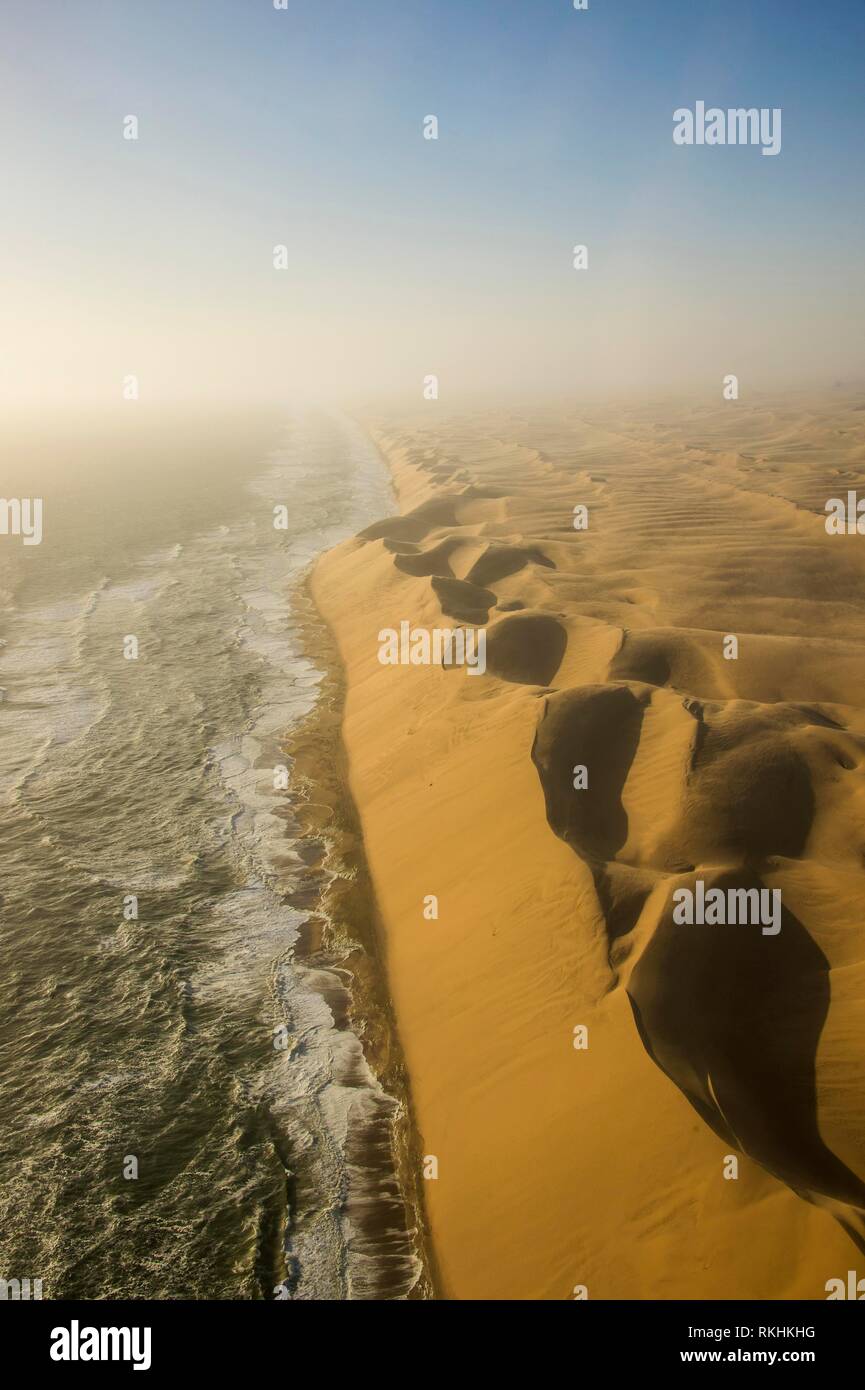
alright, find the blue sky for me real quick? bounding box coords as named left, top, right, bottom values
left=1, top=0, right=863, bottom=405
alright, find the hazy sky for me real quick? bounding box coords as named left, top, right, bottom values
left=2, top=0, right=864, bottom=410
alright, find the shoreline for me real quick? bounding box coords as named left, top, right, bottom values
left=285, top=572, right=438, bottom=1300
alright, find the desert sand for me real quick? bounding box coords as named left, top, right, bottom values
left=311, top=393, right=865, bottom=1299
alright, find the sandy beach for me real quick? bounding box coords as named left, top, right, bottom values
left=312, top=394, right=865, bottom=1300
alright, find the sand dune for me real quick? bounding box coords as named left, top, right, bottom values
left=312, top=394, right=865, bottom=1298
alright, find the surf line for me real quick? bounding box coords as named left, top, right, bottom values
left=377, top=622, right=486, bottom=675
left=672, top=881, right=781, bottom=935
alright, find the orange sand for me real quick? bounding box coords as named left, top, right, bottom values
left=312, top=395, right=865, bottom=1299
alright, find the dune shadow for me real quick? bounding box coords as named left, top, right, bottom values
left=531, top=683, right=646, bottom=860
left=627, top=870, right=865, bottom=1213
left=609, top=633, right=672, bottom=688
left=431, top=576, right=496, bottom=624
left=486, top=612, right=568, bottom=688
left=684, top=720, right=816, bottom=864
left=466, top=544, right=556, bottom=588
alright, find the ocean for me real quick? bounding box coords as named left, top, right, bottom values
left=0, top=411, right=424, bottom=1300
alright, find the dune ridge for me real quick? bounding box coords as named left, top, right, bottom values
left=312, top=396, right=865, bottom=1298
